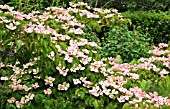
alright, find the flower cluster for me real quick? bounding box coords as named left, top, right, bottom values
left=7, top=93, right=34, bottom=108
left=56, top=64, right=69, bottom=76
left=128, top=87, right=170, bottom=108
left=73, top=78, right=81, bottom=85
left=31, top=82, right=39, bottom=89
left=44, top=76, right=55, bottom=87
left=58, top=82, right=70, bottom=91
left=136, top=43, right=170, bottom=77
left=44, top=88, right=52, bottom=95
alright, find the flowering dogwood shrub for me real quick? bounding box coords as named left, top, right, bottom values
left=0, top=2, right=170, bottom=109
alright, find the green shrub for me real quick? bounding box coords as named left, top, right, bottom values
left=122, top=11, right=170, bottom=45
left=111, top=0, right=170, bottom=12
left=100, top=25, right=152, bottom=62
left=0, top=2, right=170, bottom=109
left=0, top=3, right=130, bottom=109
left=130, top=42, right=170, bottom=102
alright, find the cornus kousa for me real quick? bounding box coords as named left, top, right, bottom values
left=58, top=82, right=70, bottom=91
left=44, top=76, right=55, bottom=87
left=7, top=97, right=16, bottom=103
left=0, top=2, right=170, bottom=109
left=44, top=88, right=52, bottom=95
left=73, top=78, right=81, bottom=85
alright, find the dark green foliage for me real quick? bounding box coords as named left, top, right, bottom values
left=100, top=25, right=152, bottom=62
left=122, top=11, right=170, bottom=45
left=111, top=0, right=170, bottom=12
left=1, top=0, right=170, bottom=12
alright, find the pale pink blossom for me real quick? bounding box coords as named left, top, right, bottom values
left=25, top=93, right=34, bottom=101
left=0, top=76, right=8, bottom=80
left=44, top=76, right=55, bottom=87
left=58, top=82, right=70, bottom=90
left=44, top=88, right=52, bottom=95
left=7, top=97, right=16, bottom=103
left=15, top=101, right=23, bottom=108
left=6, top=23, right=17, bottom=30
left=130, top=74, right=139, bottom=80
left=159, top=43, right=168, bottom=48
left=31, top=82, right=39, bottom=89
left=159, top=69, right=169, bottom=77
left=117, top=96, right=126, bottom=102
left=73, top=79, right=81, bottom=85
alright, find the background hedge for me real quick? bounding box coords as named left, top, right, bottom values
left=111, top=0, right=170, bottom=12
left=122, top=11, right=170, bottom=45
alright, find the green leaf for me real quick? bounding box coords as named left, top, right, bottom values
left=16, top=40, right=23, bottom=52
left=34, top=94, right=44, bottom=103
left=135, top=40, right=139, bottom=45
left=127, top=19, right=132, bottom=26
left=60, top=57, right=66, bottom=67
left=88, top=51, right=93, bottom=57
left=158, top=81, right=164, bottom=89
left=43, top=41, right=48, bottom=50
left=67, top=75, right=73, bottom=82
left=81, top=87, right=88, bottom=93
left=140, top=79, right=147, bottom=90
left=165, top=76, right=170, bottom=89
left=75, top=89, right=80, bottom=96
left=14, top=92, right=22, bottom=100
left=95, top=54, right=101, bottom=61
left=116, top=45, right=121, bottom=49
left=146, top=80, right=152, bottom=90
left=79, top=91, right=85, bottom=99
left=59, top=42, right=67, bottom=50
left=89, top=96, right=95, bottom=105
left=30, top=42, right=35, bottom=51
left=54, top=55, right=60, bottom=66
left=85, top=98, right=90, bottom=106
left=50, top=44, right=58, bottom=55
left=7, top=104, right=17, bottom=109
left=116, top=55, right=122, bottom=64
left=93, top=100, right=99, bottom=109
left=122, top=103, right=131, bottom=109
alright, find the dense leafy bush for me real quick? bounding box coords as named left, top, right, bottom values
left=111, top=0, right=170, bottom=12
left=122, top=11, right=170, bottom=45
left=2, top=0, right=170, bottom=12
left=100, top=25, right=152, bottom=62
left=0, top=2, right=170, bottom=109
